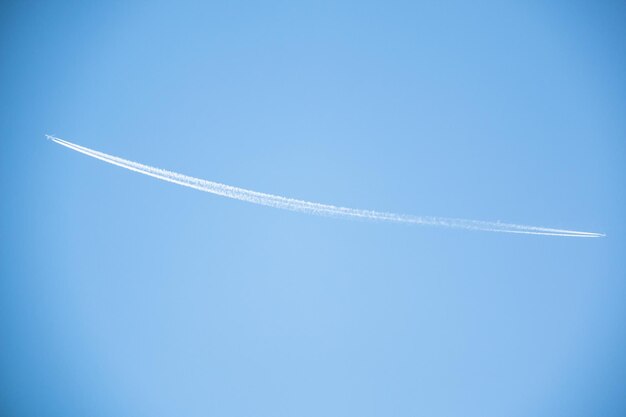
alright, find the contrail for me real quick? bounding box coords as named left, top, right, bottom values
left=47, top=135, right=604, bottom=238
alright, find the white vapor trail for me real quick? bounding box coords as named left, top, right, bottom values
left=47, top=135, right=604, bottom=238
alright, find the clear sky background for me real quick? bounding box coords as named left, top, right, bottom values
left=1, top=1, right=625, bottom=416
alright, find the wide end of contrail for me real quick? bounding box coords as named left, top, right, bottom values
left=47, top=134, right=605, bottom=238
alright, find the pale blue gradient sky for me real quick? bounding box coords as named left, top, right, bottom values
left=1, top=1, right=625, bottom=416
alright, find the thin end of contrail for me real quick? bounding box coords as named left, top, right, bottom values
left=46, top=134, right=605, bottom=238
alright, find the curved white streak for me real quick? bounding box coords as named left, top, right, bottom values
left=47, top=135, right=604, bottom=238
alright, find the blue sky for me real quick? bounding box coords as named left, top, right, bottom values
left=1, top=1, right=625, bottom=416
